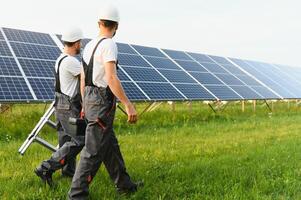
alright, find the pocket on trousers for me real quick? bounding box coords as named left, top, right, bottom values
left=56, top=94, right=71, bottom=111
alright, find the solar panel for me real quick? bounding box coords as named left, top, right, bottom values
left=117, top=43, right=137, bottom=54
left=214, top=73, right=245, bottom=85
left=189, top=72, right=223, bottom=85
left=136, top=82, right=184, bottom=100
left=164, top=50, right=243, bottom=100
left=230, top=58, right=295, bottom=99
left=0, top=57, right=22, bottom=76
left=143, top=56, right=181, bottom=70
left=117, top=68, right=131, bottom=81
left=275, top=65, right=301, bottom=84
left=118, top=54, right=152, bottom=68
left=0, top=77, right=33, bottom=101
left=200, top=62, right=229, bottom=74
left=28, top=78, right=54, bottom=100
left=132, top=45, right=166, bottom=58
left=121, top=66, right=167, bottom=82
left=3, top=28, right=56, bottom=46
left=175, top=60, right=208, bottom=72
left=230, top=86, right=263, bottom=99
left=186, top=52, right=213, bottom=63
left=0, top=41, right=13, bottom=56
left=18, top=58, right=55, bottom=77
left=157, top=69, right=197, bottom=83
left=0, top=32, right=4, bottom=40
left=173, top=84, right=215, bottom=100
left=121, top=82, right=148, bottom=101
left=250, top=86, right=280, bottom=99
left=10, top=42, right=61, bottom=60
left=1, top=27, right=301, bottom=102
left=162, top=49, right=193, bottom=61
left=205, top=85, right=242, bottom=100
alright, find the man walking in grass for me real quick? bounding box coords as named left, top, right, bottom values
left=35, top=27, right=86, bottom=186
left=68, top=4, right=143, bottom=199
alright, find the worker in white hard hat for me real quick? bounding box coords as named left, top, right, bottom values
left=68, top=4, right=143, bottom=199
left=34, top=27, right=86, bottom=186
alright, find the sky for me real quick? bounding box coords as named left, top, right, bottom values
left=0, top=0, right=300, bottom=66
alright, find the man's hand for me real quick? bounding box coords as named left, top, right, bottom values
left=125, top=102, right=137, bottom=124
left=80, top=108, right=85, bottom=119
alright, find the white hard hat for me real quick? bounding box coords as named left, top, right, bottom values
left=98, top=4, right=120, bottom=23
left=61, top=27, right=83, bottom=43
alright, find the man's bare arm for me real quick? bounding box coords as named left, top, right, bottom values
left=80, top=68, right=85, bottom=102
left=105, top=61, right=137, bottom=123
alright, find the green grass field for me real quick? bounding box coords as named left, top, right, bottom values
left=1, top=101, right=301, bottom=200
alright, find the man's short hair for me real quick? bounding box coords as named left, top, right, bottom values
left=63, top=40, right=80, bottom=47
left=100, top=20, right=118, bottom=29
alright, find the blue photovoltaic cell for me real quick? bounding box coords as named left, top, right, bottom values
left=200, top=62, right=228, bottom=74
left=0, top=32, right=4, bottom=40
left=18, top=58, right=55, bottom=77
left=208, top=55, right=232, bottom=65
left=137, top=82, right=184, bottom=100
left=250, top=86, right=280, bottom=99
left=144, top=56, right=181, bottom=70
left=3, top=28, right=56, bottom=46
left=117, top=43, right=137, bottom=54
left=0, top=77, right=33, bottom=100
left=0, top=41, right=13, bottom=56
left=234, top=75, right=261, bottom=86
left=81, top=38, right=92, bottom=48
left=10, top=42, right=61, bottom=60
left=131, top=45, right=166, bottom=58
left=230, top=86, right=263, bottom=99
left=214, top=73, right=244, bottom=85
left=121, top=82, right=147, bottom=100
left=28, top=78, right=54, bottom=100
left=190, top=72, right=223, bottom=85
left=117, top=68, right=131, bottom=81
left=239, top=59, right=296, bottom=98
left=118, top=54, right=151, bottom=68
left=175, top=60, right=208, bottom=72
left=173, top=84, right=215, bottom=100
left=0, top=57, right=21, bottom=76
left=276, top=65, right=301, bottom=84
left=205, top=85, right=242, bottom=100
left=187, top=52, right=213, bottom=63
left=158, top=69, right=196, bottom=83
left=218, top=63, right=246, bottom=75
left=121, top=66, right=166, bottom=82
left=162, top=49, right=193, bottom=61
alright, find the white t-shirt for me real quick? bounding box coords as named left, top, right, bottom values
left=82, top=37, right=118, bottom=88
left=54, top=53, right=81, bottom=97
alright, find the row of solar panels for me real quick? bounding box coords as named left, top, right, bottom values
left=0, top=27, right=301, bottom=103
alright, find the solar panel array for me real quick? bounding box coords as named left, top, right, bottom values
left=0, top=27, right=300, bottom=102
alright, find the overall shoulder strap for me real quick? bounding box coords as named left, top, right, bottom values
left=55, top=55, right=68, bottom=94
left=83, top=38, right=107, bottom=87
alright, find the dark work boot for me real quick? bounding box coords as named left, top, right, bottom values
left=117, top=181, right=144, bottom=195
left=34, top=166, right=54, bottom=187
